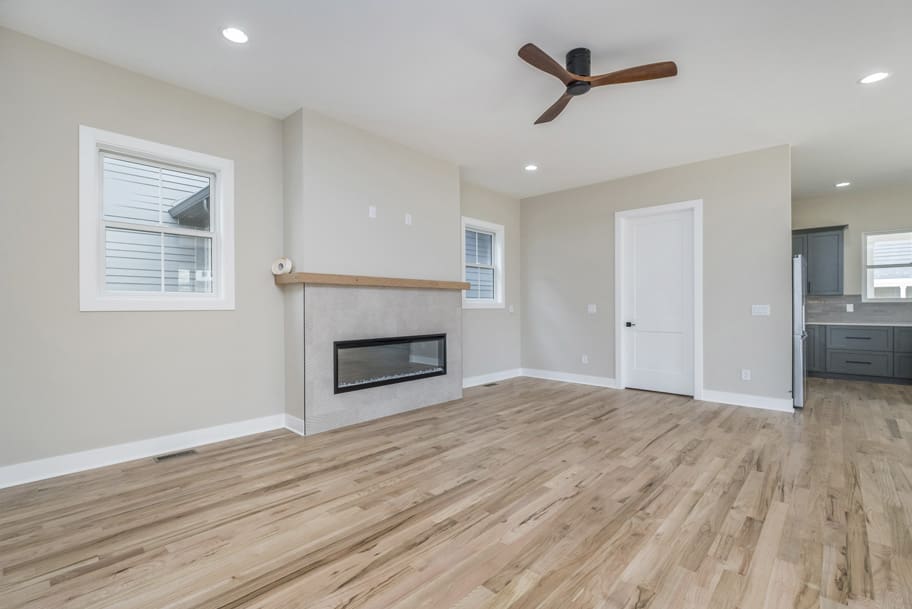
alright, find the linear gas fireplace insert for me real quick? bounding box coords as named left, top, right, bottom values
left=333, top=334, right=447, bottom=394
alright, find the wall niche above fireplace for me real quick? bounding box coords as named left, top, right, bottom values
left=334, top=334, right=447, bottom=394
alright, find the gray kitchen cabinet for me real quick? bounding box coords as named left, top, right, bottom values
left=805, top=325, right=826, bottom=372
left=807, top=231, right=844, bottom=295
left=826, top=326, right=893, bottom=352
left=895, top=354, right=912, bottom=379
left=894, top=327, right=912, bottom=353
left=793, top=226, right=845, bottom=296
left=810, top=324, right=912, bottom=383
left=826, top=350, right=893, bottom=377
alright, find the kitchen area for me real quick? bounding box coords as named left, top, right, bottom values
left=792, top=180, right=912, bottom=406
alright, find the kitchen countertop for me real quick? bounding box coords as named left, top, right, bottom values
left=806, top=321, right=912, bottom=327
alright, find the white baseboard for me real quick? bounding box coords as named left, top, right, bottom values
left=700, top=390, right=794, bottom=413
left=283, top=414, right=306, bottom=436
left=520, top=368, right=617, bottom=388
left=0, top=413, right=287, bottom=490
left=463, top=368, right=523, bottom=388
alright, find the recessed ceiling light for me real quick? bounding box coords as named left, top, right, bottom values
left=859, top=72, right=890, bottom=85
left=524, top=164, right=538, bottom=172
left=221, top=27, right=248, bottom=44
left=835, top=181, right=852, bottom=188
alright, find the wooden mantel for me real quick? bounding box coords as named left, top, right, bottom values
left=274, top=272, right=470, bottom=291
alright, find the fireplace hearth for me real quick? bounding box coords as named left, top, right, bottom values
left=333, top=334, right=447, bottom=394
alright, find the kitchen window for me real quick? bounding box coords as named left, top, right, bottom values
left=79, top=126, right=235, bottom=310
left=462, top=217, right=504, bottom=308
left=863, top=230, right=912, bottom=302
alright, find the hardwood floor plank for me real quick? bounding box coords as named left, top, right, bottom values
left=0, top=377, right=911, bottom=608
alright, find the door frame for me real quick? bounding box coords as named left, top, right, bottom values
left=614, top=199, right=704, bottom=399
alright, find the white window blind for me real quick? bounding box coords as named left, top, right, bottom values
left=465, top=228, right=495, bottom=300
left=864, top=231, right=912, bottom=301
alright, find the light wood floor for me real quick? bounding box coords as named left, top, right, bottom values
left=1, top=377, right=911, bottom=609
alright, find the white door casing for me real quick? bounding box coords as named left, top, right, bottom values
left=615, top=200, right=703, bottom=397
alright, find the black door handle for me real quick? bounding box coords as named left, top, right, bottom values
left=626, top=322, right=636, bottom=327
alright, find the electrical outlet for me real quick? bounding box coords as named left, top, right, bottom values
left=581, top=354, right=589, bottom=365
left=508, top=304, right=514, bottom=313
left=587, top=304, right=597, bottom=314
left=751, top=304, right=770, bottom=316
left=846, top=303, right=854, bottom=312
left=368, top=205, right=377, bottom=219
left=741, top=369, right=752, bottom=381
left=405, top=213, right=412, bottom=225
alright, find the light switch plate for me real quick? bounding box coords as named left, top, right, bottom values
left=368, top=205, right=377, bottom=219
left=581, top=354, right=589, bottom=364
left=751, top=304, right=771, bottom=316
left=508, top=305, right=514, bottom=313
left=846, top=303, right=854, bottom=312
left=741, top=369, right=752, bottom=381
left=405, top=213, right=412, bottom=225
left=587, top=304, right=597, bottom=314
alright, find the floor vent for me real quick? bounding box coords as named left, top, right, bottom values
left=153, top=449, right=198, bottom=463
left=482, top=382, right=499, bottom=387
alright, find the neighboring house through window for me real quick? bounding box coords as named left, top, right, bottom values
left=79, top=126, right=235, bottom=310
left=462, top=216, right=504, bottom=308
left=863, top=229, right=912, bottom=302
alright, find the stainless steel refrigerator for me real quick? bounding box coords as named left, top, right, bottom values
left=793, top=255, right=807, bottom=407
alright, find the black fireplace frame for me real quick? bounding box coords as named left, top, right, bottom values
left=333, top=333, right=447, bottom=394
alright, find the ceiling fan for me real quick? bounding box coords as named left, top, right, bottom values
left=518, top=43, right=678, bottom=124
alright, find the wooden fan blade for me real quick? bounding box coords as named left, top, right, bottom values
left=518, top=43, right=574, bottom=85
left=584, top=61, right=678, bottom=87
left=534, top=93, right=573, bottom=124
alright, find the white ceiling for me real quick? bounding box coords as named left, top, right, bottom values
left=2, top=0, right=910, bottom=198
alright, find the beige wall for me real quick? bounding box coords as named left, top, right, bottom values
left=283, top=108, right=461, bottom=281
left=521, top=145, right=792, bottom=400
left=460, top=182, right=522, bottom=379
left=793, top=182, right=912, bottom=295
left=0, top=28, right=286, bottom=466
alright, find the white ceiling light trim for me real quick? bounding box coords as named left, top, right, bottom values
left=221, top=27, right=248, bottom=44
left=524, top=164, right=539, bottom=172
left=859, top=72, right=890, bottom=85
left=835, top=181, right=852, bottom=188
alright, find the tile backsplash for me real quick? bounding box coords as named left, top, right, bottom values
left=807, top=294, right=912, bottom=324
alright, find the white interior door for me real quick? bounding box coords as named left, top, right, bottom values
left=621, top=209, right=694, bottom=395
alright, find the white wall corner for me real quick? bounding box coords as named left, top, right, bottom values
left=284, top=414, right=306, bottom=436
left=700, top=389, right=794, bottom=413
left=0, top=414, right=287, bottom=490
left=463, top=368, right=523, bottom=388
left=520, top=368, right=617, bottom=389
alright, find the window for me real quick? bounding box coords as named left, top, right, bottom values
left=79, top=126, right=235, bottom=310
left=462, top=217, right=504, bottom=308
left=863, top=230, right=912, bottom=302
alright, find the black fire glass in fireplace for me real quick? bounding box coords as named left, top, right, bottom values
left=333, top=334, right=447, bottom=393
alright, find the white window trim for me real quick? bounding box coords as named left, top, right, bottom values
left=79, top=126, right=235, bottom=311
left=461, top=216, right=505, bottom=309
left=861, top=228, right=912, bottom=303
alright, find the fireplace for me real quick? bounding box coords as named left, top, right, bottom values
left=333, top=334, right=447, bottom=394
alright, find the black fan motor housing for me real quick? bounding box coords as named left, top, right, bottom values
left=566, top=47, right=591, bottom=76
left=565, top=47, right=592, bottom=96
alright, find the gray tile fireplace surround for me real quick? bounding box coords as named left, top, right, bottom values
left=807, top=294, right=912, bottom=324
left=285, top=285, right=463, bottom=435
